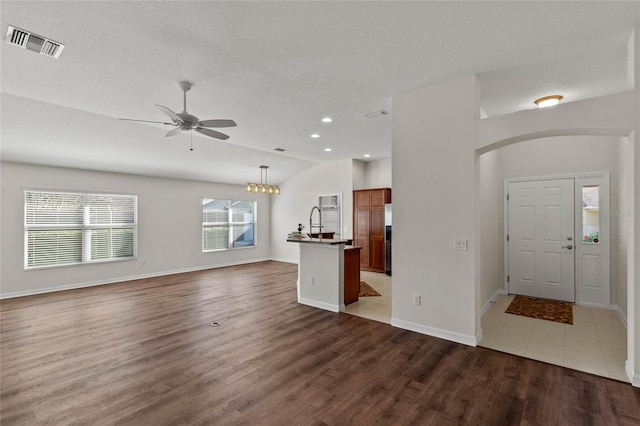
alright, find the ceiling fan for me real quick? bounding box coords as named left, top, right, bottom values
left=120, top=81, right=236, bottom=140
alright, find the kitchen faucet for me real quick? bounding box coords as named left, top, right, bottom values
left=309, top=206, right=322, bottom=234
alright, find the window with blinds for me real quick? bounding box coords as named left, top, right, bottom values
left=25, top=191, right=137, bottom=269
left=202, top=199, right=256, bottom=251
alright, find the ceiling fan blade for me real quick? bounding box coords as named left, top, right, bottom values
left=195, top=127, right=229, bottom=140
left=119, top=118, right=174, bottom=125
left=198, top=119, right=237, bottom=128
left=156, top=104, right=183, bottom=124
left=165, top=127, right=183, bottom=137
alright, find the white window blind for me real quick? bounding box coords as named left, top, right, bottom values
left=202, top=199, right=256, bottom=251
left=25, top=191, right=137, bottom=269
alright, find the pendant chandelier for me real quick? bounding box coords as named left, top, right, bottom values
left=246, top=165, right=280, bottom=195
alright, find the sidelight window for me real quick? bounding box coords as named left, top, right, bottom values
left=582, top=186, right=600, bottom=244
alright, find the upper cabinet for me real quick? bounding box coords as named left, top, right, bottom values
left=354, top=188, right=390, bottom=208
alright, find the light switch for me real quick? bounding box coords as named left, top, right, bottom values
left=454, top=239, right=468, bottom=251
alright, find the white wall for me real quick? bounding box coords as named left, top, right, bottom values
left=362, top=158, right=392, bottom=189
left=392, top=75, right=480, bottom=345
left=618, top=137, right=631, bottom=321
left=1, top=162, right=271, bottom=298
left=479, top=149, right=503, bottom=311
left=352, top=159, right=366, bottom=191
left=270, top=159, right=356, bottom=263
left=629, top=27, right=640, bottom=386
left=495, top=135, right=625, bottom=311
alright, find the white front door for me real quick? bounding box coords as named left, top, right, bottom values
left=508, top=179, right=575, bottom=302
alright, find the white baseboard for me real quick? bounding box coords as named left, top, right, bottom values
left=0, top=257, right=272, bottom=299
left=475, top=328, right=483, bottom=345
left=610, top=304, right=628, bottom=328
left=390, top=317, right=478, bottom=347
left=269, top=257, right=299, bottom=264
left=576, top=301, right=608, bottom=309
left=298, top=297, right=340, bottom=313
left=626, top=360, right=640, bottom=387
left=481, top=288, right=506, bottom=316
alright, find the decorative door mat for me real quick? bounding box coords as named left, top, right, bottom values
left=359, top=282, right=381, bottom=297
left=505, top=295, right=573, bottom=324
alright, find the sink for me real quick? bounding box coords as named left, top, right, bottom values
left=308, top=232, right=335, bottom=239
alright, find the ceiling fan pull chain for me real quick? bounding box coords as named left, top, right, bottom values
left=190, top=129, right=194, bottom=151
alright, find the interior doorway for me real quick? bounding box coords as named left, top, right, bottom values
left=477, top=134, right=626, bottom=382
left=343, top=271, right=392, bottom=324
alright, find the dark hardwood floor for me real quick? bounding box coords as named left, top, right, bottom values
left=2, top=261, right=639, bottom=425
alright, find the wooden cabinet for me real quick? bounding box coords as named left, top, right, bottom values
left=353, top=188, right=391, bottom=273
left=344, top=246, right=361, bottom=305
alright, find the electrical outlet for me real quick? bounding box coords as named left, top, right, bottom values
left=412, top=294, right=421, bottom=306
left=454, top=239, right=468, bottom=251
left=344, top=226, right=349, bottom=234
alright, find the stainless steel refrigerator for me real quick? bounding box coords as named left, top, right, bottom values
left=385, top=203, right=392, bottom=276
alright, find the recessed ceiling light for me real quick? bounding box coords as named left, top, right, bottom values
left=363, top=154, right=371, bottom=158
left=311, top=133, right=320, bottom=138
left=324, top=148, right=332, bottom=152
left=534, top=95, right=563, bottom=108
left=321, top=117, right=333, bottom=123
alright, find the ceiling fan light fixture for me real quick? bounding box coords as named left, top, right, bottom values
left=321, top=117, right=333, bottom=123
left=535, top=95, right=563, bottom=108
left=119, top=81, right=236, bottom=145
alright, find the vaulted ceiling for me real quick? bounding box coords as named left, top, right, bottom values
left=1, top=1, right=638, bottom=185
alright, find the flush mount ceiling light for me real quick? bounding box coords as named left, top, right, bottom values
left=310, top=133, right=320, bottom=138
left=246, top=165, right=280, bottom=195
left=4, top=25, right=65, bottom=58
left=321, top=117, right=333, bottom=123
left=363, top=154, right=371, bottom=158
left=535, top=95, right=563, bottom=108
left=324, top=148, right=332, bottom=152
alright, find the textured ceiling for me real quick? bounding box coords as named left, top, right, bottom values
left=1, top=1, right=639, bottom=185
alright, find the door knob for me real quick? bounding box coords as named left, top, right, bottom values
left=562, top=244, right=573, bottom=250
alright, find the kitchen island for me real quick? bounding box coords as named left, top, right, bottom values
left=287, top=237, right=359, bottom=312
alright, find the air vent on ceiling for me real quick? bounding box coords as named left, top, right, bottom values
left=5, top=25, right=65, bottom=58
left=365, top=110, right=389, bottom=119
left=274, top=147, right=286, bottom=152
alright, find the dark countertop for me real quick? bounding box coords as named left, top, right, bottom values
left=287, top=237, right=347, bottom=245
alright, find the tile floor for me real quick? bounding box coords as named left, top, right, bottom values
left=480, top=294, right=628, bottom=382
left=343, top=271, right=392, bottom=324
